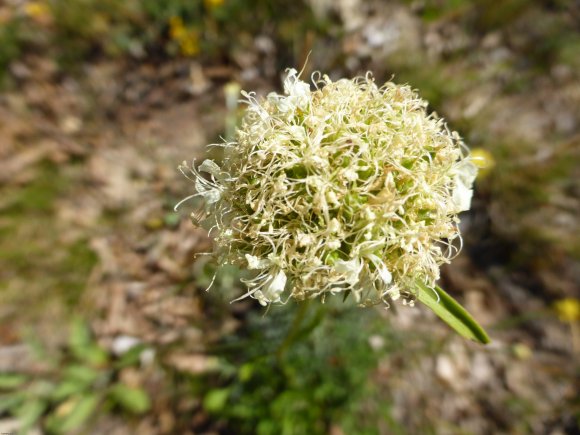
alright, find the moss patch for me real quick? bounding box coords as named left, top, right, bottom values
left=0, top=161, right=97, bottom=321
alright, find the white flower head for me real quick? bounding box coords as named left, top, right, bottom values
left=180, top=69, right=476, bottom=307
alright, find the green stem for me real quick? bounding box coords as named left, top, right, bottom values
left=276, top=300, right=311, bottom=362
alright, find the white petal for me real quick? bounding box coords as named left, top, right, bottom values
left=288, top=125, right=307, bottom=141
left=456, top=158, right=478, bottom=184
left=452, top=180, right=473, bottom=212
left=198, top=159, right=222, bottom=178
left=283, top=69, right=310, bottom=109
left=254, top=291, right=269, bottom=306
left=195, top=179, right=221, bottom=204
left=329, top=218, right=341, bottom=234
left=267, top=92, right=283, bottom=106
left=268, top=69, right=310, bottom=114
left=387, top=287, right=400, bottom=301
left=377, top=265, right=392, bottom=285
left=261, top=270, right=287, bottom=303
left=452, top=159, right=477, bottom=212
left=327, top=239, right=341, bottom=250
left=334, top=258, right=363, bottom=285
left=267, top=93, right=293, bottom=113
left=297, top=232, right=315, bottom=247
left=245, top=254, right=270, bottom=270
left=367, top=254, right=392, bottom=286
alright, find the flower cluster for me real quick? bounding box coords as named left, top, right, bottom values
left=179, top=69, right=477, bottom=307
left=168, top=16, right=199, bottom=57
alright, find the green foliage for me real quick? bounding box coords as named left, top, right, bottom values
left=487, top=139, right=580, bottom=260
left=45, top=394, right=100, bottom=433
left=108, top=384, right=151, bottom=414
left=472, top=0, right=533, bottom=30
left=0, top=19, right=23, bottom=86
left=406, top=0, right=471, bottom=22
left=405, top=0, right=534, bottom=28
left=69, top=317, right=109, bottom=366
left=0, top=0, right=331, bottom=85
left=0, top=319, right=152, bottom=433
left=0, top=374, right=27, bottom=389
left=0, top=161, right=97, bottom=308
left=415, top=282, right=490, bottom=344
left=201, top=301, right=401, bottom=434
left=49, top=0, right=142, bottom=65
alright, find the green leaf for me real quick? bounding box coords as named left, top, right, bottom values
left=69, top=318, right=91, bottom=351
left=63, top=365, right=100, bottom=387
left=69, top=318, right=108, bottom=366
left=82, top=344, right=109, bottom=366
left=23, top=332, right=60, bottom=368
left=112, top=344, right=146, bottom=370
left=203, top=388, right=230, bottom=413
left=58, top=394, right=100, bottom=432
left=15, top=399, right=47, bottom=433
left=238, top=363, right=253, bottom=382
left=29, top=380, right=56, bottom=398
left=0, top=373, right=27, bottom=389
left=52, top=380, right=86, bottom=401
left=0, top=393, right=26, bottom=413
left=108, top=384, right=151, bottom=414
left=415, top=282, right=491, bottom=344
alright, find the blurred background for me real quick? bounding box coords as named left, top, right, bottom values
left=1, top=0, right=579, bottom=433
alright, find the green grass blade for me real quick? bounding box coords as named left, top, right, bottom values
left=415, top=282, right=491, bottom=344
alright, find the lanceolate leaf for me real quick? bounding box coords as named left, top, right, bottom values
left=415, top=282, right=491, bottom=345
left=0, top=373, right=27, bottom=389
left=16, top=399, right=47, bottom=433
left=58, top=394, right=100, bottom=432
left=108, top=384, right=151, bottom=414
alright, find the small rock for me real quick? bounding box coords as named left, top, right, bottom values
left=111, top=335, right=141, bottom=355
left=470, top=352, right=494, bottom=387
left=60, top=115, right=83, bottom=134
left=368, top=334, right=385, bottom=351
left=165, top=353, right=220, bottom=374
left=436, top=354, right=456, bottom=385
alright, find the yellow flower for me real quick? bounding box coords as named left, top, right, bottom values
left=204, top=0, right=225, bottom=9
left=470, top=148, right=495, bottom=178
left=24, top=1, right=51, bottom=23
left=554, top=298, right=580, bottom=323
left=179, top=32, right=200, bottom=57
left=168, top=17, right=199, bottom=57
left=169, top=16, right=187, bottom=40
